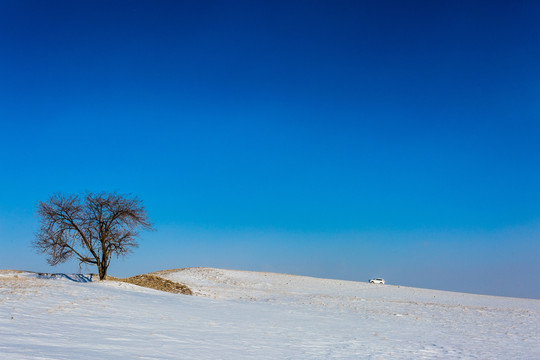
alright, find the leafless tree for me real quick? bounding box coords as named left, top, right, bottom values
left=34, top=192, right=153, bottom=280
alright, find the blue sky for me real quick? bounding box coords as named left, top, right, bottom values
left=1, top=1, right=539, bottom=299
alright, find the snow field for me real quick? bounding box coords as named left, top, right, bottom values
left=1, top=269, right=539, bottom=359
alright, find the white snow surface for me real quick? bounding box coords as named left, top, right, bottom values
left=1, top=268, right=539, bottom=359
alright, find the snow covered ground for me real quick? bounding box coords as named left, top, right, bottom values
left=1, top=268, right=539, bottom=359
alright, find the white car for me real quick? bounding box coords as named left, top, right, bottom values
left=369, top=278, right=385, bottom=284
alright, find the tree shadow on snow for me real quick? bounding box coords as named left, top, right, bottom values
left=36, top=273, right=94, bottom=283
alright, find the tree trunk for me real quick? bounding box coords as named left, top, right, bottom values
left=98, top=264, right=108, bottom=280
left=98, top=251, right=109, bottom=280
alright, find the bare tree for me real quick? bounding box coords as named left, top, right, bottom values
left=34, top=192, right=153, bottom=280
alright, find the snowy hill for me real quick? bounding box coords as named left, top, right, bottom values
left=1, top=268, right=539, bottom=359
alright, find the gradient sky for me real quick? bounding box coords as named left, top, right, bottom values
left=1, top=1, right=539, bottom=299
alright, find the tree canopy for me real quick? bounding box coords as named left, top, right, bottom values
left=35, top=192, right=153, bottom=280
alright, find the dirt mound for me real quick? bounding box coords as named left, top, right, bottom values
left=110, top=274, right=193, bottom=295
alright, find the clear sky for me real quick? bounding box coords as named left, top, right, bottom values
left=1, top=1, right=539, bottom=299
